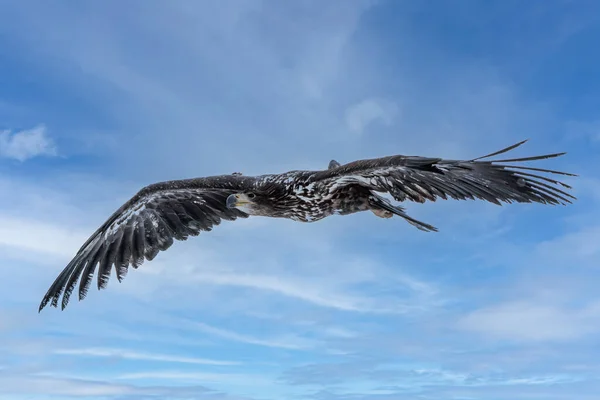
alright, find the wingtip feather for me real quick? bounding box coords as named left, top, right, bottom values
left=470, top=139, right=529, bottom=161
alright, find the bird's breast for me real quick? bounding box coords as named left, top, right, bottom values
left=329, top=186, right=371, bottom=216
left=286, top=183, right=333, bottom=222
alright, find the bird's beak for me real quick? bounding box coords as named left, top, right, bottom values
left=227, top=194, right=250, bottom=209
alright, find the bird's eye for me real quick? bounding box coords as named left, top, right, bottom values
left=247, top=193, right=256, bottom=199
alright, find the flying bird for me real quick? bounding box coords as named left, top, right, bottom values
left=38, top=140, right=576, bottom=311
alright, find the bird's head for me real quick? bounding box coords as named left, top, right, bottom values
left=226, top=191, right=274, bottom=216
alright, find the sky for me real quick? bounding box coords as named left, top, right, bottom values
left=1, top=1, right=600, bottom=399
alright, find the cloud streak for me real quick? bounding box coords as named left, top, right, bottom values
left=0, top=125, right=56, bottom=161
left=458, top=300, right=600, bottom=342
left=54, top=347, right=241, bottom=366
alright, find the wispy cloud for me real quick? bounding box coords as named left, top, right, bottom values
left=0, top=125, right=56, bottom=161
left=190, top=321, right=316, bottom=350
left=54, top=347, right=241, bottom=366
left=117, top=371, right=272, bottom=386
left=457, top=300, right=600, bottom=341
left=0, top=214, right=87, bottom=259
left=344, top=98, right=399, bottom=135
left=180, top=271, right=424, bottom=314
left=281, top=359, right=580, bottom=391
left=0, top=374, right=225, bottom=398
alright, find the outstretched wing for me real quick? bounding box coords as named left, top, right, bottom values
left=313, top=140, right=576, bottom=206
left=39, top=175, right=255, bottom=312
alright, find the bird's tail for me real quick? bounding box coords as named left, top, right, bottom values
left=368, top=194, right=438, bottom=232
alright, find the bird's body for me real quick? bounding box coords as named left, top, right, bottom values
left=237, top=172, right=371, bottom=222
left=39, top=140, right=576, bottom=311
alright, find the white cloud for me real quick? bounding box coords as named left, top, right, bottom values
left=458, top=300, right=600, bottom=341
left=182, top=271, right=417, bottom=314
left=54, top=347, right=240, bottom=366
left=117, top=370, right=272, bottom=386
left=0, top=374, right=234, bottom=398
left=534, top=225, right=600, bottom=264
left=0, top=375, right=138, bottom=397
left=0, top=214, right=87, bottom=259
left=344, top=98, right=399, bottom=135
left=190, top=321, right=316, bottom=350
left=0, top=125, right=57, bottom=161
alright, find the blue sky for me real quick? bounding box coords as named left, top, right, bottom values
left=1, top=1, right=599, bottom=399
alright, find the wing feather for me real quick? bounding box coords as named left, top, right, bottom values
left=313, top=140, right=576, bottom=206
left=39, top=176, right=254, bottom=312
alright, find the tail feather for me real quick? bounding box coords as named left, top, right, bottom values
left=369, top=194, right=438, bottom=232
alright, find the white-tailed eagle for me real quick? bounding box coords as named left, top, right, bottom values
left=39, top=140, right=576, bottom=311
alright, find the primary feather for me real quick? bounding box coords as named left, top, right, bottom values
left=39, top=140, right=576, bottom=311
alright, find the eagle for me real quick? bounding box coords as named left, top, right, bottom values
left=38, top=140, right=576, bottom=312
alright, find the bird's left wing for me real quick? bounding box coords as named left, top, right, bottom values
left=39, top=175, right=255, bottom=311
left=310, top=140, right=576, bottom=206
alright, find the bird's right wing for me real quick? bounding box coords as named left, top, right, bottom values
left=311, top=140, right=576, bottom=206
left=39, top=175, right=255, bottom=311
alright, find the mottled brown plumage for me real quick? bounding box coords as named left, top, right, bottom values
left=39, top=140, right=576, bottom=312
